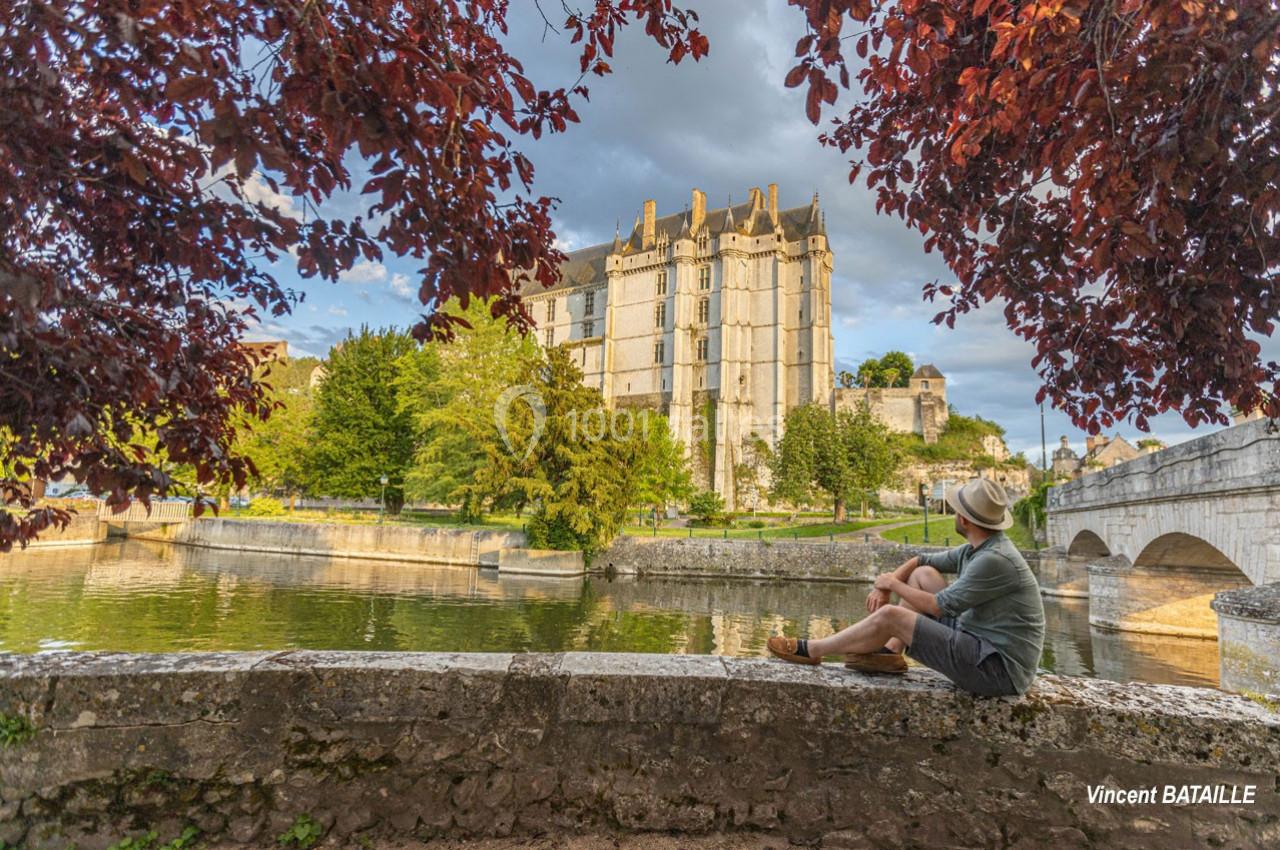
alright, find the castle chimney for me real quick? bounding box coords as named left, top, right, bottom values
left=768, top=183, right=778, bottom=226
left=691, top=188, right=706, bottom=235
left=642, top=199, right=656, bottom=249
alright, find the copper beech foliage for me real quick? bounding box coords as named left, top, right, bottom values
left=787, top=0, right=1280, bottom=433
left=0, top=0, right=706, bottom=548
left=3, top=0, right=1278, bottom=550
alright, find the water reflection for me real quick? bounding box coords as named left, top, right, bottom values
left=0, top=540, right=1217, bottom=687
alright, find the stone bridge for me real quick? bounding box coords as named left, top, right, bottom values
left=1044, top=417, right=1280, bottom=637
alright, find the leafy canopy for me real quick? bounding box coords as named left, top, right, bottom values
left=790, top=0, right=1280, bottom=431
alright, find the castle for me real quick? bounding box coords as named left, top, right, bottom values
left=521, top=184, right=945, bottom=508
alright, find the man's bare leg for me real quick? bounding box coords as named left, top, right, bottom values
left=882, top=565, right=947, bottom=653
left=806, top=605, right=918, bottom=658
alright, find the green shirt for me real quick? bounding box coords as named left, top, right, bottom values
left=918, top=531, right=1046, bottom=694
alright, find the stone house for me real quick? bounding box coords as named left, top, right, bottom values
left=1051, top=434, right=1148, bottom=479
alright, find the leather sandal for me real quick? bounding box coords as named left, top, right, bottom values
left=766, top=635, right=821, bottom=666
left=844, top=648, right=908, bottom=674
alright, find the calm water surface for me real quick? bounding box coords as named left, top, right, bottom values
left=0, top=540, right=1219, bottom=688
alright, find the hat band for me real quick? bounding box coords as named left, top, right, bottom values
left=957, top=488, right=1001, bottom=527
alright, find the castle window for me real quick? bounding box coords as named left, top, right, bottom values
left=799, top=306, right=803, bottom=322
left=654, top=340, right=664, bottom=364
left=697, top=231, right=709, bottom=253
left=584, top=290, right=595, bottom=315
left=697, top=265, right=711, bottom=291
left=546, top=299, right=555, bottom=322
left=656, top=271, right=668, bottom=296
left=544, top=328, right=553, bottom=347
left=697, top=297, right=709, bottom=324
left=921, top=380, right=930, bottom=390
left=654, top=303, right=666, bottom=329
left=696, top=337, right=708, bottom=361
left=583, top=320, right=595, bottom=337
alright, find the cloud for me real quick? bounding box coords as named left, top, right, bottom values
left=389, top=273, right=416, bottom=303
left=339, top=260, right=388, bottom=285
left=241, top=171, right=301, bottom=220
left=328, top=305, right=349, bottom=317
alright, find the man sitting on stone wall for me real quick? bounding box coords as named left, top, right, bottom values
left=767, top=478, right=1046, bottom=697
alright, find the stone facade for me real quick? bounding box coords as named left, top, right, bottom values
left=2, top=651, right=1277, bottom=850
left=520, top=185, right=834, bottom=507
left=832, top=364, right=949, bottom=444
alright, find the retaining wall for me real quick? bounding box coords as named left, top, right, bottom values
left=23, top=510, right=106, bottom=549
left=0, top=652, right=1276, bottom=850
left=600, top=536, right=991, bottom=582
left=135, top=519, right=526, bottom=566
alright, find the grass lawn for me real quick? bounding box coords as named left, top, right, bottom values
left=620, top=516, right=909, bottom=540
left=878, top=517, right=1039, bottom=550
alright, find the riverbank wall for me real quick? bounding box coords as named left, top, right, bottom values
left=134, top=519, right=526, bottom=567
left=599, top=536, right=1042, bottom=582
left=23, top=509, right=106, bottom=549
left=0, top=651, right=1275, bottom=850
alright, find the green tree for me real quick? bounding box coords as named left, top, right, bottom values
left=305, top=327, right=417, bottom=511
left=770, top=402, right=903, bottom=520
left=838, top=402, right=905, bottom=518
left=240, top=391, right=313, bottom=501
left=396, top=299, right=539, bottom=522
left=632, top=413, right=693, bottom=520
left=499, top=347, right=642, bottom=558
left=687, top=490, right=725, bottom=526
left=854, top=351, right=915, bottom=388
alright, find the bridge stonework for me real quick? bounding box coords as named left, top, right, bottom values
left=1044, top=419, right=1280, bottom=639
left=1046, top=418, right=1280, bottom=586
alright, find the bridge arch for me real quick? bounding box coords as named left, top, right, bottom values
left=1066, top=529, right=1110, bottom=559
left=1089, top=531, right=1251, bottom=638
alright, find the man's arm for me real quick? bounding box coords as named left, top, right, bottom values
left=933, top=553, right=1017, bottom=618
left=873, top=568, right=943, bottom=617
left=867, top=554, right=938, bottom=612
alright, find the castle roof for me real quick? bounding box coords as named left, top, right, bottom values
left=912, top=364, right=944, bottom=379
left=517, top=193, right=826, bottom=298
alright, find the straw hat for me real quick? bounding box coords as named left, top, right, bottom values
left=945, top=478, right=1014, bottom=531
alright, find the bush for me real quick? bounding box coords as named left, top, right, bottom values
left=245, top=497, right=285, bottom=517
left=747, top=519, right=767, bottom=529
left=687, top=490, right=725, bottom=525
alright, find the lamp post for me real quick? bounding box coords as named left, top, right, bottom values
left=379, top=475, right=389, bottom=524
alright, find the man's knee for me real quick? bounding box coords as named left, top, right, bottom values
left=872, top=604, right=916, bottom=638
left=910, top=565, right=945, bottom=591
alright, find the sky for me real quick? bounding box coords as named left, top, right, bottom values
left=242, top=0, right=1271, bottom=460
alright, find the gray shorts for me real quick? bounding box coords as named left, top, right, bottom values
left=906, top=613, right=1018, bottom=697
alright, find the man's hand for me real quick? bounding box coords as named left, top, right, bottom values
left=873, top=572, right=899, bottom=593
left=865, top=588, right=891, bottom=612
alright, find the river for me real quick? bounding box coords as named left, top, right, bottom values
left=0, top=539, right=1219, bottom=687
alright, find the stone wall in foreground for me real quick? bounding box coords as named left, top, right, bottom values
left=1, top=652, right=1277, bottom=850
